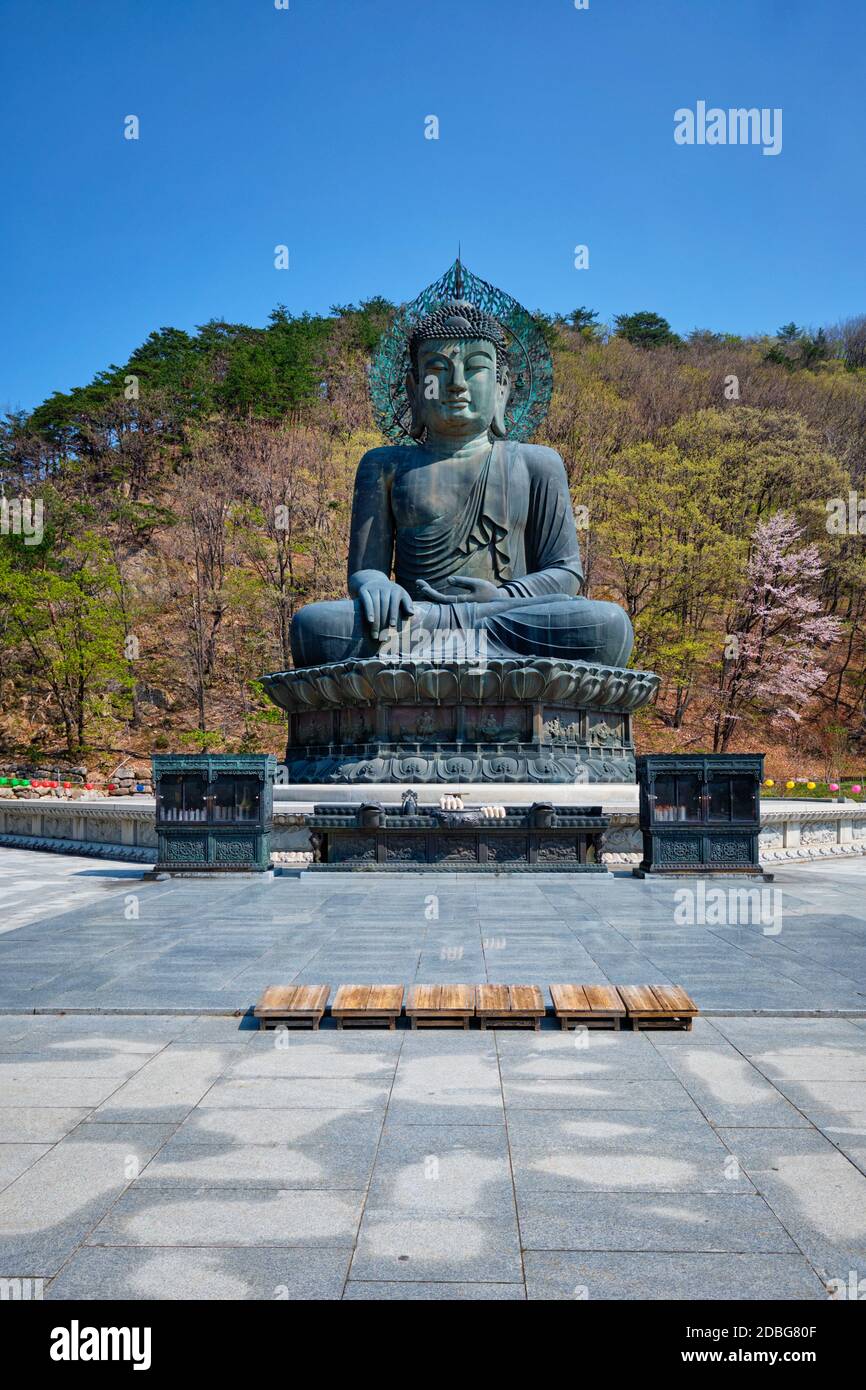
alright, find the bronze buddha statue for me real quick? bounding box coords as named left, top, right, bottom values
left=262, top=262, right=657, bottom=786
left=290, top=298, right=633, bottom=670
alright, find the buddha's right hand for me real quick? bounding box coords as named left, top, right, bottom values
left=353, top=575, right=415, bottom=638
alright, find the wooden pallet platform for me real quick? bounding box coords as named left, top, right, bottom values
left=550, top=983, right=626, bottom=1030
left=617, top=984, right=699, bottom=1031
left=331, top=984, right=404, bottom=1029
left=254, top=984, right=330, bottom=1030
left=405, top=984, right=475, bottom=1028
left=475, top=984, right=546, bottom=1030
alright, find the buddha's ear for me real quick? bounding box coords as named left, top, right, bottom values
left=491, top=367, right=511, bottom=439
left=405, top=369, right=426, bottom=440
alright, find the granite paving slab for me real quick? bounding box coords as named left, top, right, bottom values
left=0, top=1107, right=90, bottom=1143
left=523, top=1251, right=827, bottom=1300
left=348, top=1209, right=523, bottom=1283
left=91, top=1044, right=241, bottom=1122
left=0, top=1124, right=175, bottom=1276
left=46, top=1246, right=352, bottom=1300
left=365, top=1124, right=514, bottom=1215
left=226, top=1040, right=402, bottom=1081
left=167, top=1106, right=383, bottom=1146
left=197, top=1076, right=394, bottom=1111
left=764, top=1079, right=866, bottom=1124
left=713, top=1127, right=866, bottom=1281
left=500, top=1077, right=703, bottom=1113
left=87, top=1186, right=365, bottom=1248
left=507, top=1112, right=753, bottom=1195
left=136, top=1134, right=381, bottom=1190
left=517, top=1191, right=798, bottom=1253
left=342, top=1279, right=525, bottom=1299
left=0, top=1143, right=53, bottom=1193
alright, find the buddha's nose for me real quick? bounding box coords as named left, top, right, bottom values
left=448, top=362, right=468, bottom=392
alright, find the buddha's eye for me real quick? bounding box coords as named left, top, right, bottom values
left=466, top=357, right=492, bottom=372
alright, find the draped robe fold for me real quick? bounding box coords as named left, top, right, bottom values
left=289, top=439, right=633, bottom=668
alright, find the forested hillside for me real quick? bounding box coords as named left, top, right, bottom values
left=2, top=301, right=865, bottom=783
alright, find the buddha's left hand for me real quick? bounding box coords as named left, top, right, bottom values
left=416, top=577, right=501, bottom=604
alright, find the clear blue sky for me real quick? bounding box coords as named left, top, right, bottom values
left=1, top=0, right=864, bottom=413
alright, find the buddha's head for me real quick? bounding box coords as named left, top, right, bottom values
left=406, top=301, right=511, bottom=442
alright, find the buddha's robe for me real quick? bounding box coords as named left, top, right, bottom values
left=290, top=440, right=633, bottom=667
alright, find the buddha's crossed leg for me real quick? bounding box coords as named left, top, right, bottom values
left=290, top=594, right=633, bottom=668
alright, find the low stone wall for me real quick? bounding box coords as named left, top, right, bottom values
left=603, top=803, right=866, bottom=867
left=1, top=797, right=864, bottom=869
left=756, top=804, right=866, bottom=865
left=0, top=798, right=311, bottom=866
left=0, top=800, right=160, bottom=864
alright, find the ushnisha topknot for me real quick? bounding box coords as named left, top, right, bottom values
left=408, top=300, right=510, bottom=382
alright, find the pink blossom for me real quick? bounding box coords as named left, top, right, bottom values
left=712, top=511, right=842, bottom=751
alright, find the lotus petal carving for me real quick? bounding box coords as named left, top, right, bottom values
left=573, top=670, right=604, bottom=705
left=597, top=672, right=627, bottom=706
left=502, top=664, right=548, bottom=702
left=436, top=756, right=475, bottom=781
left=292, top=677, right=325, bottom=709
left=317, top=674, right=346, bottom=706
left=260, top=677, right=292, bottom=712
left=374, top=666, right=417, bottom=703
left=339, top=662, right=379, bottom=703
left=261, top=657, right=659, bottom=715
left=543, top=668, right=578, bottom=702
left=394, top=756, right=433, bottom=780
left=417, top=666, right=459, bottom=704
left=482, top=756, right=521, bottom=781
left=458, top=666, right=502, bottom=703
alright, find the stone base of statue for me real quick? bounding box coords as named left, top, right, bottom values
left=260, top=657, right=659, bottom=785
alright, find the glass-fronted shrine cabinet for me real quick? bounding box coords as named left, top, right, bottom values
left=635, top=754, right=768, bottom=877
left=152, top=754, right=276, bottom=873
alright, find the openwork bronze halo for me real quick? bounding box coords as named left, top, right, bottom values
left=368, top=259, right=554, bottom=442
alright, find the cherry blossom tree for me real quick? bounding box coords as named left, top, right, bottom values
left=712, top=511, right=842, bottom=752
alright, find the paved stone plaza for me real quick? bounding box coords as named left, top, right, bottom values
left=1, top=849, right=866, bottom=1299
left=2, top=850, right=866, bottom=1014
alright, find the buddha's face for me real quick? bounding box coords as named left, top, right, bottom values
left=410, top=337, right=506, bottom=440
